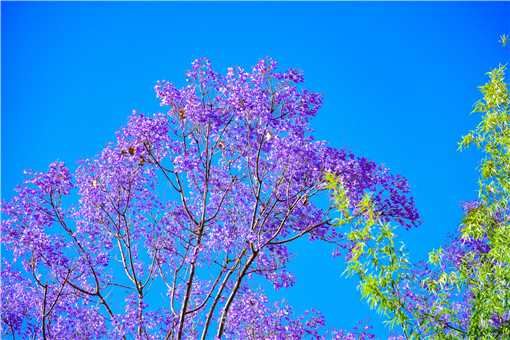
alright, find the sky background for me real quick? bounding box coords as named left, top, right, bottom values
left=2, top=2, right=510, bottom=337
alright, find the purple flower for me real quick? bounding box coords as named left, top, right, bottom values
left=1, top=58, right=418, bottom=339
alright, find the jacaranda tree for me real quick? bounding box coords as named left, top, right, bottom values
left=329, top=48, right=510, bottom=338
left=1, top=59, right=419, bottom=339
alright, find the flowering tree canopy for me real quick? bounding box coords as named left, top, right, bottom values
left=1, top=58, right=419, bottom=339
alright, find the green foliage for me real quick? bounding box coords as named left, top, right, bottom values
left=327, top=172, right=415, bottom=336
left=500, top=34, right=508, bottom=48
left=330, top=42, right=510, bottom=339
left=456, top=64, right=510, bottom=339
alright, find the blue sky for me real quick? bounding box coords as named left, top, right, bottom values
left=2, top=2, right=509, bottom=337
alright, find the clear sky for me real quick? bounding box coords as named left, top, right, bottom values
left=2, top=2, right=509, bottom=337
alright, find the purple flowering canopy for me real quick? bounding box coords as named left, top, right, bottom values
left=1, top=58, right=419, bottom=339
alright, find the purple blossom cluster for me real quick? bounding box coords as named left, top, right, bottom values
left=1, top=58, right=417, bottom=339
